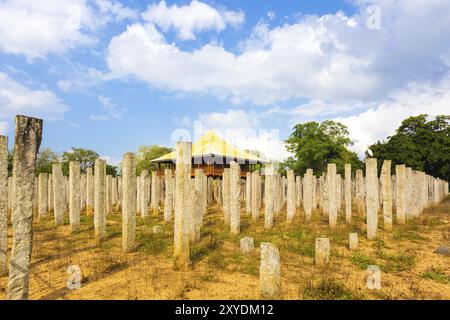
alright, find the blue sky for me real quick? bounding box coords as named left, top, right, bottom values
left=0, top=0, right=449, bottom=165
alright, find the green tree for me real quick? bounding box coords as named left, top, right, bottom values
left=36, top=148, right=60, bottom=174
left=106, top=164, right=118, bottom=177
left=369, top=114, right=450, bottom=181
left=283, top=120, right=363, bottom=176
left=61, top=148, right=99, bottom=175
left=136, top=145, right=173, bottom=175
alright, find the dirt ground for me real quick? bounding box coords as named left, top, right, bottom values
left=1, top=197, right=449, bottom=300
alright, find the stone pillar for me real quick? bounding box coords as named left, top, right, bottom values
left=240, top=237, right=254, bottom=254
left=140, top=170, right=149, bottom=218
left=52, top=163, right=64, bottom=226
left=405, top=167, right=413, bottom=221
left=264, top=164, right=274, bottom=230
left=173, top=141, right=192, bottom=267
left=229, top=162, right=241, bottom=234
left=365, top=158, right=378, bottom=240
left=47, top=174, right=53, bottom=213
left=122, top=153, right=136, bottom=253
left=105, top=174, right=112, bottom=215
left=259, top=243, right=280, bottom=298
left=151, top=171, right=158, bottom=214
left=190, top=179, right=201, bottom=244
left=355, top=170, right=365, bottom=217
left=94, top=159, right=106, bottom=245
left=246, top=172, right=252, bottom=215
left=295, top=176, right=302, bottom=209
left=164, top=169, right=173, bottom=222
left=7, top=115, right=42, bottom=300
left=344, top=164, right=352, bottom=223
left=251, top=170, right=260, bottom=222
left=336, top=174, right=342, bottom=212
left=136, top=174, right=141, bottom=214
left=395, top=164, right=406, bottom=224
left=69, top=161, right=81, bottom=232
left=315, top=237, right=330, bottom=267
left=381, top=160, right=392, bottom=230
left=86, top=167, right=94, bottom=215
left=327, top=164, right=337, bottom=229
left=222, top=168, right=230, bottom=225
left=349, top=233, right=358, bottom=251
left=0, top=135, right=8, bottom=276
left=38, top=173, right=48, bottom=219
left=286, top=169, right=295, bottom=223
left=303, top=169, right=313, bottom=222
left=80, top=173, right=86, bottom=211
left=111, top=177, right=117, bottom=210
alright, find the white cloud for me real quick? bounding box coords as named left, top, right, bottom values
left=90, top=95, right=124, bottom=121
left=0, top=122, right=8, bottom=135
left=107, top=0, right=450, bottom=105
left=0, top=72, right=69, bottom=120
left=142, top=0, right=244, bottom=40
left=0, top=0, right=137, bottom=61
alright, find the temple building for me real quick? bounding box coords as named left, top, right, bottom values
left=151, top=130, right=267, bottom=177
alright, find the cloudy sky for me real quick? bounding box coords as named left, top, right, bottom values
left=0, top=0, right=449, bottom=164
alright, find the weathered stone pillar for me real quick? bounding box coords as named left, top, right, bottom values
left=246, top=172, right=252, bottom=215
left=80, top=173, right=86, bottom=212
left=295, top=176, right=302, bottom=209
left=405, top=167, right=413, bottom=221
left=94, top=159, right=106, bottom=245
left=327, top=164, right=337, bottom=229
left=47, top=174, right=53, bottom=213
left=264, top=164, right=274, bottom=230
left=190, top=179, right=201, bottom=244
left=240, top=237, right=254, bottom=254
left=315, top=237, right=330, bottom=267
left=381, top=160, right=392, bottom=230
left=365, top=158, right=378, bottom=240
left=164, top=169, right=173, bottom=222
left=303, top=169, right=313, bottom=222
left=222, top=168, right=230, bottom=225
left=229, top=162, right=240, bottom=234
left=151, top=171, right=159, bottom=214
left=86, top=167, right=94, bottom=215
left=0, top=135, right=8, bottom=276
left=259, top=243, right=280, bottom=298
left=344, top=164, right=352, bottom=223
left=69, top=161, right=80, bottom=232
left=286, top=169, right=295, bottom=223
left=336, top=174, right=342, bottom=212
left=136, top=174, right=141, bottom=214
left=111, top=177, right=117, bottom=210
left=7, top=115, right=42, bottom=300
left=395, top=164, right=406, bottom=224
left=173, top=141, right=192, bottom=267
left=52, top=163, right=64, bottom=226
left=122, top=153, right=136, bottom=253
left=349, top=233, right=358, bottom=251
left=106, top=174, right=112, bottom=215
left=355, top=170, right=365, bottom=217
left=251, top=170, right=260, bottom=222
left=38, top=173, right=48, bottom=219
left=140, top=170, right=149, bottom=218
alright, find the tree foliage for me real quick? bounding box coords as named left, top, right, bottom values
left=36, top=148, right=60, bottom=174
left=136, top=145, right=173, bottom=175
left=369, top=114, right=450, bottom=181
left=282, top=120, right=363, bottom=176
left=61, top=148, right=99, bottom=175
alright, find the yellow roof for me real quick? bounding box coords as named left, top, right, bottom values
left=152, top=130, right=267, bottom=163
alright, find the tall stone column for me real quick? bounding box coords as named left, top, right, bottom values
left=47, top=174, right=53, bottom=213
left=355, top=170, right=365, bottom=217
left=395, top=164, right=406, bottom=224
left=173, top=141, right=192, bottom=268
left=52, top=163, right=64, bottom=226
left=381, top=160, right=392, bottom=230
left=140, top=170, right=149, bottom=218
left=86, top=167, right=94, bottom=215
left=246, top=172, right=252, bottom=215
left=303, top=169, right=313, bottom=222
left=405, top=167, right=413, bottom=221
left=164, top=169, right=174, bottom=222
left=251, top=170, right=260, bottom=221
left=111, top=177, right=117, bottom=210
left=122, top=153, right=136, bottom=253
left=194, top=169, right=206, bottom=228
left=264, top=164, right=274, bottom=230
left=7, top=115, right=42, bottom=300
left=229, top=162, right=241, bottom=234
left=365, top=158, right=378, bottom=240
left=8, top=176, right=13, bottom=215
left=80, top=173, right=86, bottom=211
left=69, top=161, right=80, bottom=232
left=136, top=174, right=141, bottom=214
left=295, top=176, right=302, bottom=209
left=286, top=169, right=295, bottom=223
left=327, top=164, right=337, bottom=229
left=190, top=179, right=201, bottom=244
left=259, top=243, right=280, bottom=298
left=222, top=168, right=230, bottom=225
left=94, top=159, right=106, bottom=245
left=336, top=174, right=342, bottom=211
left=106, top=175, right=112, bottom=215
left=38, top=173, right=48, bottom=219
left=0, top=135, right=8, bottom=276
left=344, top=164, right=352, bottom=223
left=151, top=171, right=158, bottom=214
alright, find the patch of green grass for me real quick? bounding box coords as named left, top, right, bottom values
left=207, top=251, right=227, bottom=269
left=378, top=251, right=416, bottom=272
left=136, top=232, right=170, bottom=255
left=200, top=273, right=219, bottom=282
left=303, top=278, right=355, bottom=300
left=350, top=253, right=377, bottom=270
left=422, top=267, right=449, bottom=284
left=393, top=228, right=427, bottom=243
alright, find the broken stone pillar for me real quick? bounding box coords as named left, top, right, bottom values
left=164, top=169, right=173, bottom=222
left=327, top=164, right=337, bottom=229
left=355, top=170, right=365, bottom=217
left=7, top=115, right=42, bottom=300
left=315, top=237, right=330, bottom=267
left=52, top=163, right=64, bottom=226
left=286, top=169, right=295, bottom=223
left=349, top=233, right=358, bottom=251
left=395, top=164, right=406, bottom=224
left=86, top=167, right=94, bottom=215
left=38, top=173, right=48, bottom=219
left=303, top=169, right=313, bottom=222
left=229, top=162, right=241, bottom=234
left=344, top=164, right=352, bottom=223
left=140, top=170, right=149, bottom=218
left=69, top=161, right=81, bottom=232
left=381, top=160, right=392, bottom=230
left=94, top=159, right=106, bottom=245
left=246, top=172, right=252, bottom=215
left=264, top=164, right=274, bottom=230
left=0, top=135, right=8, bottom=276
left=122, top=153, right=136, bottom=253
left=240, top=237, right=254, bottom=254
left=259, top=243, right=280, bottom=298
left=222, top=168, right=230, bottom=225
left=251, top=170, right=260, bottom=222
left=173, top=141, right=192, bottom=267
left=295, top=176, right=302, bottom=209
left=365, top=158, right=378, bottom=240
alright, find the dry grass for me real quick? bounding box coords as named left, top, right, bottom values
left=0, top=196, right=449, bottom=300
